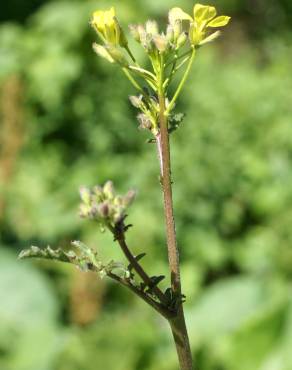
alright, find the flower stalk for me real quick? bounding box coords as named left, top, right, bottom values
left=19, top=4, right=231, bottom=370
left=157, top=55, right=193, bottom=369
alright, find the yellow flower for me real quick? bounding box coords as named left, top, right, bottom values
left=169, top=4, right=230, bottom=46
left=91, top=7, right=128, bottom=47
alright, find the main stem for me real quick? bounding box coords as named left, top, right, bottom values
left=158, top=58, right=193, bottom=370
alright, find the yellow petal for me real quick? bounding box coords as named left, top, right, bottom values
left=104, top=9, right=115, bottom=28
left=199, top=30, right=221, bottom=45
left=193, top=4, right=216, bottom=22
left=109, top=7, right=116, bottom=18
left=169, top=7, right=192, bottom=25
left=208, top=15, right=231, bottom=27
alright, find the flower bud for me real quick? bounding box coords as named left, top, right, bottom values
left=129, top=24, right=140, bottom=42
left=145, top=20, right=159, bottom=35
left=93, top=43, right=114, bottom=63
left=173, top=20, right=182, bottom=41
left=103, top=181, right=114, bottom=199
left=176, top=32, right=187, bottom=49
left=153, top=34, right=168, bottom=53
left=137, top=113, right=152, bottom=130
left=93, top=185, right=103, bottom=200
left=114, top=195, right=123, bottom=206
left=105, top=45, right=129, bottom=67
left=139, top=29, right=153, bottom=52
left=79, top=204, right=91, bottom=218
left=124, top=190, right=136, bottom=206
left=129, top=95, right=143, bottom=109
left=98, top=202, right=110, bottom=218
left=79, top=186, right=91, bottom=205
left=90, top=204, right=98, bottom=217
left=166, top=24, right=174, bottom=43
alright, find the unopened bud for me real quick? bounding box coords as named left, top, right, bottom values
left=103, top=181, right=114, bottom=199
left=137, top=113, right=152, bottom=130
left=98, top=202, right=110, bottom=218
left=129, top=24, right=140, bottom=42
left=129, top=95, right=143, bottom=109
left=153, top=34, right=168, bottom=52
left=176, top=32, right=187, bottom=49
left=105, top=45, right=129, bottom=67
left=79, top=204, right=91, bottom=218
left=139, top=30, right=153, bottom=52
left=114, top=195, right=123, bottom=206
left=79, top=186, right=91, bottom=205
left=166, top=24, right=174, bottom=43
left=93, top=185, right=103, bottom=200
left=173, top=20, right=182, bottom=41
left=93, top=43, right=114, bottom=63
left=124, top=190, right=136, bottom=206
left=146, top=20, right=159, bottom=35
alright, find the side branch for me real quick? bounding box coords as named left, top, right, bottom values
left=110, top=224, right=168, bottom=306
left=108, top=272, right=173, bottom=319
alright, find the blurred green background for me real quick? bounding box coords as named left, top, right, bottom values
left=1, top=0, right=292, bottom=369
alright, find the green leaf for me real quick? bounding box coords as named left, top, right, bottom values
left=223, top=298, right=287, bottom=370
left=127, top=252, right=146, bottom=271
left=188, top=277, right=267, bottom=343
left=0, top=248, right=61, bottom=370
left=19, top=243, right=101, bottom=274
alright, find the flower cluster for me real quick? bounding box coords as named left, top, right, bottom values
left=90, top=4, right=230, bottom=136
left=169, top=4, right=230, bottom=46
left=91, top=7, right=130, bottom=66
left=129, top=20, right=187, bottom=55
left=129, top=4, right=230, bottom=54
left=79, top=181, right=136, bottom=227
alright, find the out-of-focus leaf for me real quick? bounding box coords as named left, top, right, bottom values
left=0, top=248, right=61, bottom=370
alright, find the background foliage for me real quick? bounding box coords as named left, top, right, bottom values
left=1, top=1, right=292, bottom=369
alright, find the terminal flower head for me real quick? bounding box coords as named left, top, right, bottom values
left=91, top=7, right=128, bottom=47
left=169, top=4, right=230, bottom=46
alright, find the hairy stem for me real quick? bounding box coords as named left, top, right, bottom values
left=157, top=55, right=193, bottom=370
